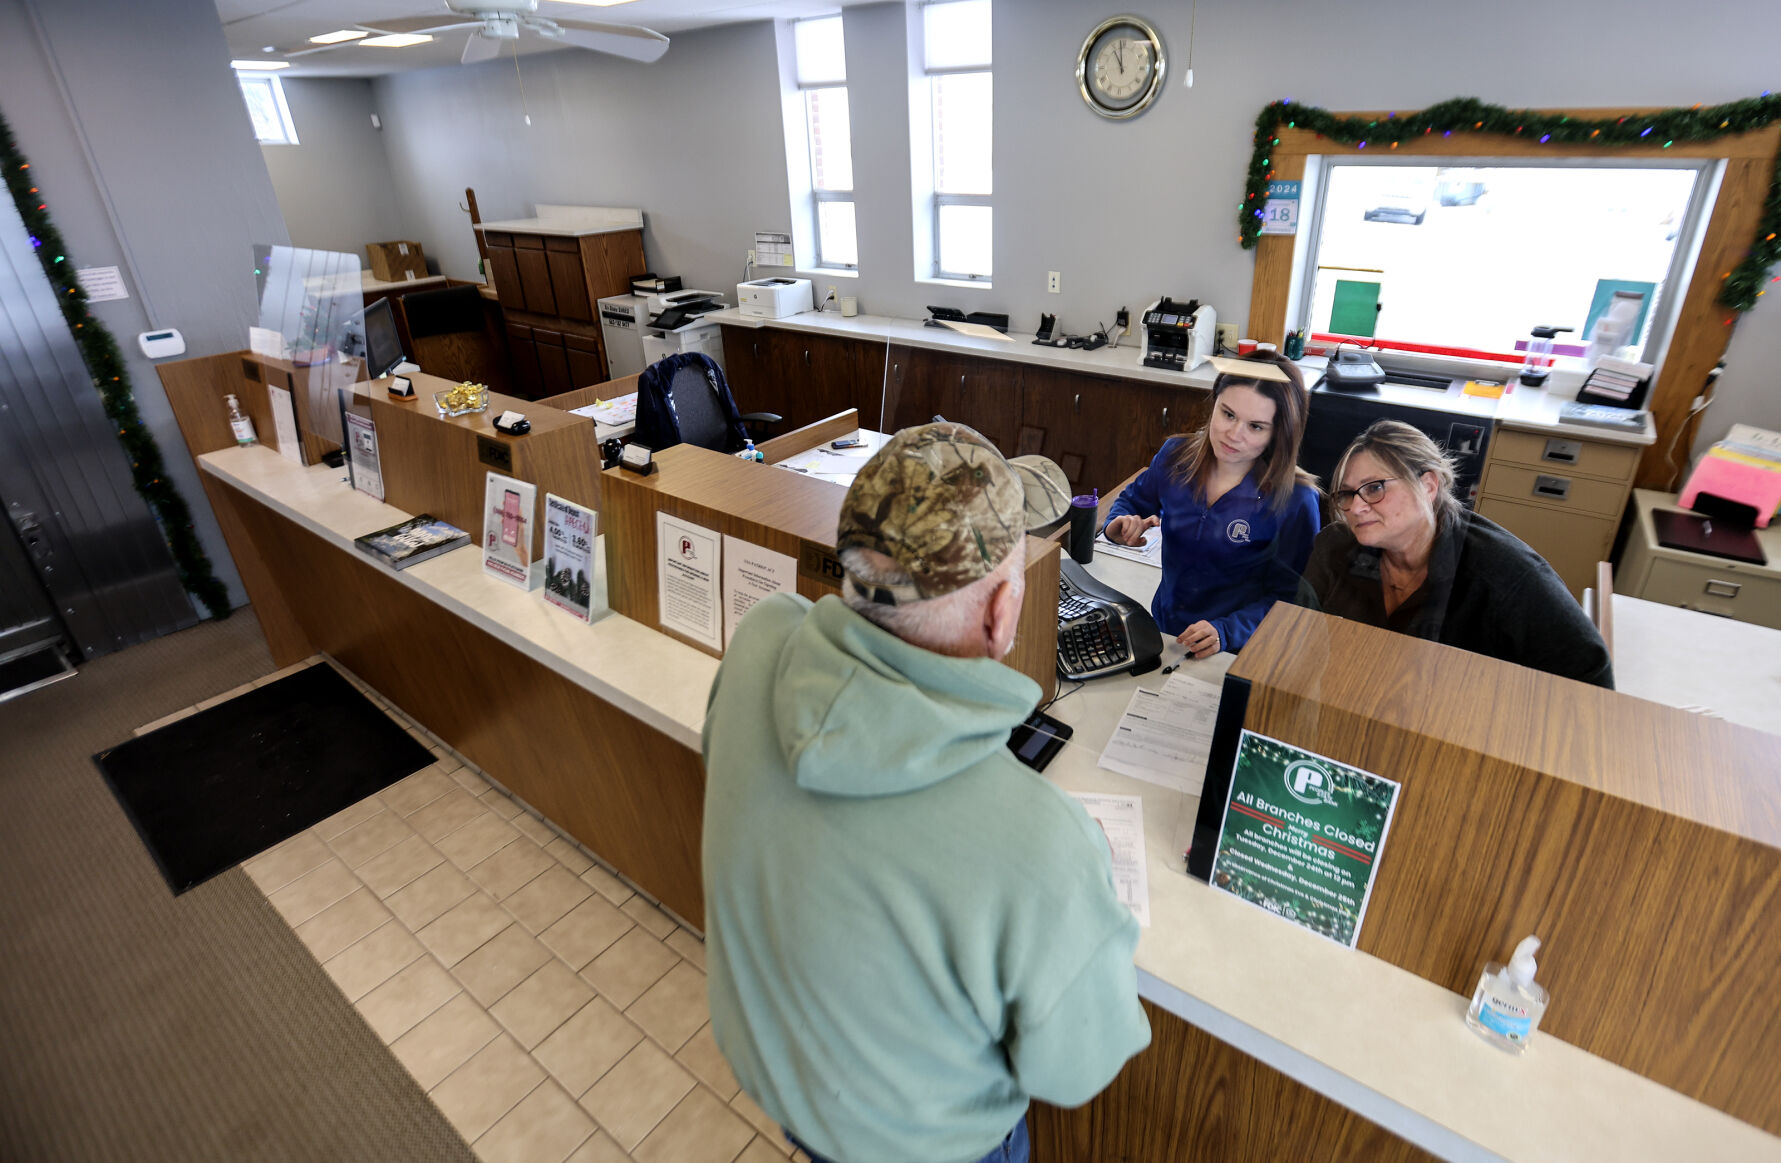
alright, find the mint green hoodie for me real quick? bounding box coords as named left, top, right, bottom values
left=702, top=594, right=1151, bottom=1163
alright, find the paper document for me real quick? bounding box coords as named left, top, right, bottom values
left=933, top=319, right=1015, bottom=342
left=773, top=433, right=882, bottom=486
left=1094, top=526, right=1162, bottom=567
left=1070, top=793, right=1150, bottom=926
left=268, top=384, right=303, bottom=465
left=657, top=512, right=722, bottom=649
left=1097, top=672, right=1222, bottom=796
left=722, top=535, right=796, bottom=646
left=569, top=392, right=638, bottom=428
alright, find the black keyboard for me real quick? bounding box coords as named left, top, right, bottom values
left=1056, top=557, right=1165, bottom=680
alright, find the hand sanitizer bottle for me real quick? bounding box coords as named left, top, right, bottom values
left=1466, top=936, right=1548, bottom=1053
left=226, top=394, right=257, bottom=447
left=735, top=438, right=763, bottom=462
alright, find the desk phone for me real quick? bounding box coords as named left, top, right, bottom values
left=1057, top=557, right=1164, bottom=680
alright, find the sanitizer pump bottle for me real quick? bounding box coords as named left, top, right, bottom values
left=1466, top=936, right=1548, bottom=1053
left=226, top=393, right=257, bottom=447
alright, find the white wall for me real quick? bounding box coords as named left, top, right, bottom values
left=364, top=0, right=1781, bottom=448
left=264, top=78, right=407, bottom=259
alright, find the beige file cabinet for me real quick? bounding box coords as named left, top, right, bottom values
left=1476, top=427, right=1642, bottom=597
left=1618, top=489, right=1781, bottom=629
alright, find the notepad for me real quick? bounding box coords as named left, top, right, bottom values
left=1462, top=379, right=1505, bottom=399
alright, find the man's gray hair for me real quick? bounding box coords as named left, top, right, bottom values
left=840, top=539, right=1026, bottom=655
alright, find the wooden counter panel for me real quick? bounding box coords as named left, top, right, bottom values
left=219, top=484, right=707, bottom=927
left=1031, top=999, right=1434, bottom=1163
left=1229, top=605, right=1781, bottom=1133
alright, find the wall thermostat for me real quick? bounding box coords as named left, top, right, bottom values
left=137, top=328, right=186, bottom=359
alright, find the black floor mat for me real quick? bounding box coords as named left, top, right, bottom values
left=95, top=663, right=436, bottom=895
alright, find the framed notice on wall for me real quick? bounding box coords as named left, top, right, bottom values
left=656, top=512, right=722, bottom=650
left=1207, top=730, right=1399, bottom=948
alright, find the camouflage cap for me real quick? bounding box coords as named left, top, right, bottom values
left=836, top=422, right=1025, bottom=604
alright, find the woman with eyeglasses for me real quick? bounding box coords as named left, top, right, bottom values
left=1302, top=420, right=1613, bottom=687
left=1102, top=353, right=1320, bottom=658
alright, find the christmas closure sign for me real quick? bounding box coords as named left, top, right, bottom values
left=1208, top=731, right=1400, bottom=948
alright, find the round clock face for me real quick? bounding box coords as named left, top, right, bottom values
left=1078, top=18, right=1165, bottom=120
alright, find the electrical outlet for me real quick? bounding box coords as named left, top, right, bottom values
left=1047, top=271, right=1061, bottom=294
left=1116, top=307, right=1130, bottom=335
left=746, top=248, right=756, bottom=264
left=1216, top=322, right=1239, bottom=351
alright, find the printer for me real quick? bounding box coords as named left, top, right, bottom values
left=646, top=288, right=722, bottom=317
left=737, top=276, right=814, bottom=319
left=1140, top=298, right=1217, bottom=373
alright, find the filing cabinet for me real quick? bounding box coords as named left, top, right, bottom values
left=1477, top=427, right=1643, bottom=597
left=1618, top=489, right=1781, bottom=629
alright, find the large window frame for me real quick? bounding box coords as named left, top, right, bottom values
left=237, top=71, right=299, bottom=145
left=793, top=16, right=857, bottom=272
left=919, top=0, right=993, bottom=283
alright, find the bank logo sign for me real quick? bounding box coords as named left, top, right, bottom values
left=1284, top=759, right=1337, bottom=806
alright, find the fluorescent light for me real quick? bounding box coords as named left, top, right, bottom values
left=309, top=29, right=369, bottom=44
left=232, top=59, right=290, bottom=70
left=359, top=33, right=434, bottom=47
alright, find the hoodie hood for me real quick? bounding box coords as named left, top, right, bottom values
left=770, top=596, right=1040, bottom=797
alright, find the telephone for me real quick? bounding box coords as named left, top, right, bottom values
left=1034, top=313, right=1058, bottom=342
left=1323, top=345, right=1386, bottom=391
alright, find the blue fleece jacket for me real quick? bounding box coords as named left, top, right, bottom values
left=1104, top=438, right=1321, bottom=650
left=702, top=594, right=1151, bottom=1163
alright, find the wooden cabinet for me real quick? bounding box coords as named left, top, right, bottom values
left=1477, top=427, right=1642, bottom=597
left=720, top=325, right=883, bottom=429
left=482, top=233, right=523, bottom=314
left=883, top=345, right=1020, bottom=452
left=513, top=236, right=556, bottom=316
left=481, top=227, right=645, bottom=398
left=545, top=238, right=592, bottom=322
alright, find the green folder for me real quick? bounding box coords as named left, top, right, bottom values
left=1330, top=280, right=1381, bottom=337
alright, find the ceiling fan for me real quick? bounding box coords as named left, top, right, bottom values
left=288, top=0, right=670, bottom=65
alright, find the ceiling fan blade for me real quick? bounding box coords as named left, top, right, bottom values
left=461, top=32, right=504, bottom=65
left=359, top=15, right=481, bottom=35
left=530, top=17, right=669, bottom=64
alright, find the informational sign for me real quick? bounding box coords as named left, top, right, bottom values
left=75, top=265, right=128, bottom=301
left=1260, top=180, right=1301, bottom=236
left=656, top=512, right=722, bottom=650
left=722, top=534, right=795, bottom=646
left=1208, top=730, right=1399, bottom=948
left=542, top=494, right=596, bottom=622
left=482, top=472, right=537, bottom=590
left=248, top=326, right=284, bottom=360
left=267, top=384, right=303, bottom=466
left=344, top=412, right=383, bottom=498
left=754, top=230, right=795, bottom=269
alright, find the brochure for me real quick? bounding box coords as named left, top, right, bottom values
left=542, top=493, right=596, bottom=622
left=482, top=472, right=537, bottom=590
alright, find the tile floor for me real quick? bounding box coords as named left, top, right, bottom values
left=143, top=658, right=811, bottom=1163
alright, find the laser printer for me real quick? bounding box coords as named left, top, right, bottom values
left=646, top=288, right=723, bottom=317
left=736, top=276, right=814, bottom=319
left=1140, top=297, right=1217, bottom=373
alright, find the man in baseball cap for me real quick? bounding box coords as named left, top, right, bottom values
left=701, top=422, right=1150, bottom=1163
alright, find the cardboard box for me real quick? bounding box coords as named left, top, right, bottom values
left=366, top=240, right=428, bottom=283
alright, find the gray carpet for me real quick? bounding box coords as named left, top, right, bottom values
left=0, top=610, right=477, bottom=1163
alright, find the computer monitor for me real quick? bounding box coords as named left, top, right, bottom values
left=361, top=297, right=406, bottom=380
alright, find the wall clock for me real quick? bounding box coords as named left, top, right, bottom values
left=1077, top=16, right=1166, bottom=120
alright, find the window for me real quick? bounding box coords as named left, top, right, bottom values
left=922, top=0, right=992, bottom=281
left=794, top=17, right=857, bottom=269
left=237, top=72, right=299, bottom=145
left=1300, top=160, right=1709, bottom=364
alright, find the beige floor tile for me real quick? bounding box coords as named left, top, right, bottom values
left=533, top=998, right=645, bottom=1097
left=254, top=658, right=319, bottom=687
left=386, top=862, right=475, bottom=931
left=451, top=765, right=489, bottom=795
left=267, top=858, right=359, bottom=927
left=133, top=705, right=198, bottom=735
left=479, top=787, right=524, bottom=821
left=472, top=1080, right=596, bottom=1163
left=389, top=991, right=501, bottom=1091
left=312, top=796, right=384, bottom=842
left=504, top=866, right=593, bottom=934
left=676, top=1023, right=739, bottom=1101
left=243, top=831, right=332, bottom=894
left=452, top=922, right=554, bottom=1006
left=322, top=921, right=425, bottom=1002
left=621, top=896, right=678, bottom=940
left=356, top=956, right=459, bottom=1043
left=665, top=928, right=706, bottom=970
left=580, top=863, right=635, bottom=908
left=582, top=927, right=678, bottom=1010
left=436, top=811, right=522, bottom=871
left=358, top=835, right=446, bottom=898
left=491, top=961, right=596, bottom=1049
left=328, top=809, right=416, bottom=868
left=418, top=893, right=512, bottom=967
left=468, top=838, right=554, bottom=901
left=410, top=788, right=487, bottom=843
left=729, top=1090, right=788, bottom=1152
left=736, top=1138, right=793, bottom=1163
left=381, top=767, right=460, bottom=817
left=294, top=888, right=391, bottom=963
left=512, top=811, right=558, bottom=847
left=625, top=961, right=708, bottom=1054
left=543, top=837, right=593, bottom=876
left=540, top=895, right=634, bottom=971
left=579, top=1040, right=695, bottom=1151
left=634, top=1086, right=757, bottom=1163
left=564, top=1130, right=632, bottom=1163
left=430, top=1034, right=546, bottom=1143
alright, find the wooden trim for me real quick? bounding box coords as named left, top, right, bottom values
left=536, top=374, right=641, bottom=414
left=1245, top=109, right=1781, bottom=488
left=758, top=410, right=862, bottom=462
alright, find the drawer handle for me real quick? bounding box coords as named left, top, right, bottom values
left=752, top=342, right=759, bottom=358
left=1704, top=579, right=1741, bottom=599
left=1162, top=406, right=1170, bottom=426
left=804, top=349, right=811, bottom=365
left=1543, top=438, right=1581, bottom=464
left=959, top=374, right=966, bottom=388
left=1533, top=474, right=1571, bottom=500
left=1074, top=393, right=1081, bottom=414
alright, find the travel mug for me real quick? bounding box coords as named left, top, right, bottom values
left=1069, top=492, right=1098, bottom=564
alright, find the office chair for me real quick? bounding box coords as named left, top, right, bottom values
left=632, top=353, right=779, bottom=454
left=396, top=284, right=507, bottom=393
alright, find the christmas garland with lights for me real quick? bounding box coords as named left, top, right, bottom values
left=0, top=108, right=230, bottom=619
left=1239, top=94, right=1781, bottom=313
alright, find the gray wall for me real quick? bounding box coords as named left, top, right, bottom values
left=360, top=1, right=1777, bottom=449
left=264, top=78, right=406, bottom=259
left=0, top=0, right=293, bottom=610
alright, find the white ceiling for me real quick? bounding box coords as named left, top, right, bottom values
left=216, top=0, right=864, bottom=77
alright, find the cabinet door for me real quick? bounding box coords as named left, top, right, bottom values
left=514, top=236, right=557, bottom=317
left=1017, top=368, right=1132, bottom=494
left=721, top=326, right=778, bottom=416
left=505, top=322, right=543, bottom=398
left=545, top=237, right=593, bottom=322
left=531, top=327, right=574, bottom=398
left=485, top=243, right=525, bottom=314
left=564, top=331, right=606, bottom=388
left=1476, top=497, right=1613, bottom=598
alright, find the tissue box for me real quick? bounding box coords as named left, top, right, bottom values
left=366, top=240, right=428, bottom=283
left=737, top=277, right=813, bottom=319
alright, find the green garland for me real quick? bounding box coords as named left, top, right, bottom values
left=1239, top=94, right=1781, bottom=313
left=0, top=107, right=230, bottom=619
